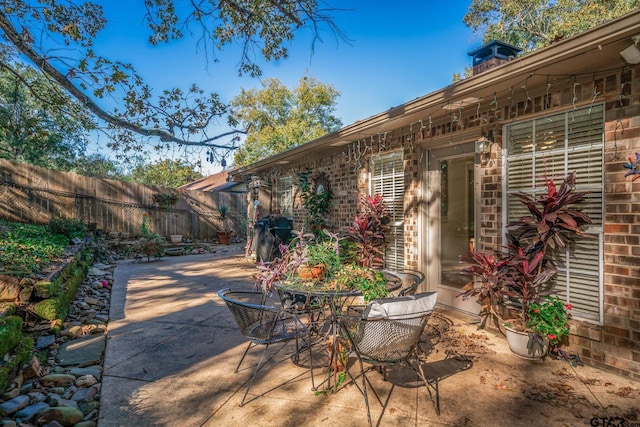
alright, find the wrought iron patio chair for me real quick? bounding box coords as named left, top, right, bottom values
left=383, top=269, right=425, bottom=297
left=339, top=292, right=439, bottom=426
left=218, top=288, right=315, bottom=406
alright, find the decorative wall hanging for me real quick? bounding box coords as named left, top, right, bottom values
left=623, top=152, right=640, bottom=181
left=152, top=192, right=179, bottom=207
left=297, top=170, right=334, bottom=233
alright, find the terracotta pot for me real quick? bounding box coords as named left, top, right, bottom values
left=217, top=231, right=232, bottom=245
left=297, top=264, right=325, bottom=280
left=504, top=325, right=549, bottom=360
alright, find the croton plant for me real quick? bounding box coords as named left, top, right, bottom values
left=459, top=172, right=592, bottom=343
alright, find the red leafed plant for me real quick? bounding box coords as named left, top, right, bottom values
left=501, top=247, right=558, bottom=328
left=508, top=171, right=592, bottom=256
left=459, top=172, right=592, bottom=339
left=458, top=250, right=511, bottom=327
left=347, top=194, right=389, bottom=269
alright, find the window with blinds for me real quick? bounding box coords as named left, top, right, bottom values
left=370, top=151, right=405, bottom=271
left=504, top=104, right=604, bottom=323
left=276, top=176, right=293, bottom=218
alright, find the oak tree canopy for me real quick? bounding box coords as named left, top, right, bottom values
left=0, top=0, right=343, bottom=165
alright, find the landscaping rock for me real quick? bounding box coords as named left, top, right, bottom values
left=28, top=391, right=48, bottom=402
left=68, top=366, right=103, bottom=380
left=36, top=406, right=84, bottom=426
left=20, top=382, right=35, bottom=394
left=60, top=325, right=83, bottom=338
left=13, top=401, right=50, bottom=422
left=22, top=356, right=44, bottom=379
left=0, top=394, right=29, bottom=415
left=77, top=400, right=100, bottom=415
left=1, top=387, right=20, bottom=400
left=90, top=263, right=106, bottom=270
left=1, top=251, right=117, bottom=426
left=94, top=314, right=109, bottom=323
left=47, top=396, right=79, bottom=410
left=84, top=296, right=100, bottom=306
left=62, top=386, right=77, bottom=400
left=36, top=334, right=56, bottom=349
left=55, top=334, right=105, bottom=366
left=86, top=267, right=106, bottom=276
left=70, top=386, right=97, bottom=402
left=39, top=374, right=76, bottom=387
left=0, top=275, right=20, bottom=302
left=75, top=375, right=97, bottom=388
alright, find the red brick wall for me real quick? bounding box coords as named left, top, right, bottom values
left=592, top=65, right=640, bottom=379
left=256, top=65, right=640, bottom=380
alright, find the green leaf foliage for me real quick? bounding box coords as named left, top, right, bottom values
left=463, top=0, right=640, bottom=51
left=129, top=159, right=203, bottom=188
left=232, top=77, right=342, bottom=166
left=0, top=62, right=94, bottom=169
left=0, top=220, right=70, bottom=277
left=0, top=315, right=23, bottom=356
left=0, top=1, right=345, bottom=164
left=46, top=218, right=85, bottom=239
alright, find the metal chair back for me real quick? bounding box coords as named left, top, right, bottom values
left=339, top=295, right=438, bottom=426
left=218, top=288, right=315, bottom=405
left=383, top=269, right=425, bottom=297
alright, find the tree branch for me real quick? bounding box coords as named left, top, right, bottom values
left=0, top=10, right=242, bottom=150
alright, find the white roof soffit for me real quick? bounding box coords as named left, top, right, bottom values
left=231, top=9, right=640, bottom=175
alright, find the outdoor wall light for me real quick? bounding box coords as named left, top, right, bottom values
left=620, top=35, right=640, bottom=65
left=475, top=131, right=495, bottom=154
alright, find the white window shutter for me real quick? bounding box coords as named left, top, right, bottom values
left=505, top=104, right=604, bottom=323
left=371, top=151, right=404, bottom=271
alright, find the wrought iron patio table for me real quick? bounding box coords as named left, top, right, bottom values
left=274, top=272, right=403, bottom=390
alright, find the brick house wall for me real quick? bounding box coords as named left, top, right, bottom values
left=245, top=63, right=640, bottom=379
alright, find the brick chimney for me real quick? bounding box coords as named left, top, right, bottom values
left=468, top=40, right=522, bottom=75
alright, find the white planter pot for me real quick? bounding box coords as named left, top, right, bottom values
left=170, top=234, right=183, bottom=244
left=505, top=325, right=549, bottom=360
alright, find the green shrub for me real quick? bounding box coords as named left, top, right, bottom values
left=34, top=281, right=56, bottom=298
left=0, top=316, right=23, bottom=355
left=0, top=336, right=33, bottom=395
left=0, top=220, right=70, bottom=276
left=33, top=298, right=60, bottom=321
left=46, top=218, right=85, bottom=239
left=32, top=249, right=91, bottom=322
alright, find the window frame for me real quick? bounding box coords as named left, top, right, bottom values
left=503, top=104, right=604, bottom=323
left=275, top=176, right=293, bottom=218
left=370, top=150, right=405, bottom=271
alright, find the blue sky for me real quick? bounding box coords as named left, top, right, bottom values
left=90, top=1, right=479, bottom=173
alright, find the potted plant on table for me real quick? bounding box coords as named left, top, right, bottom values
left=253, top=198, right=392, bottom=305
left=459, top=172, right=591, bottom=360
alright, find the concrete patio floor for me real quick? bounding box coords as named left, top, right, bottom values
left=98, top=244, right=640, bottom=427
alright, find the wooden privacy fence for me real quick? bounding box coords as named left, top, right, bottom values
left=0, top=159, right=246, bottom=241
